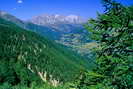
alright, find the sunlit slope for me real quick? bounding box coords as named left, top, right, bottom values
left=0, top=18, right=89, bottom=86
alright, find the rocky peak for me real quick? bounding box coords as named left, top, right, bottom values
left=28, top=14, right=86, bottom=25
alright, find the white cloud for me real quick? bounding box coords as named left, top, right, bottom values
left=13, top=8, right=17, bottom=10
left=17, top=0, right=23, bottom=4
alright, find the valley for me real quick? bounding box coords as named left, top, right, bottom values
left=0, top=0, right=132, bottom=88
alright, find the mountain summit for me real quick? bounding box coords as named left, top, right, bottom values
left=0, top=10, right=27, bottom=28
left=28, top=14, right=86, bottom=25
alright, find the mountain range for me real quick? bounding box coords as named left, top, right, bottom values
left=0, top=10, right=95, bottom=59
left=29, top=14, right=86, bottom=25
left=0, top=14, right=91, bottom=87
left=0, top=10, right=96, bottom=88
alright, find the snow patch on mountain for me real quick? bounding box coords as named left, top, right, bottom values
left=28, top=14, right=87, bottom=25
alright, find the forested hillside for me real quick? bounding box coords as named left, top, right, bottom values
left=0, top=18, right=89, bottom=88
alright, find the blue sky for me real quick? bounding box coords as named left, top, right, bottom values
left=0, top=0, right=133, bottom=20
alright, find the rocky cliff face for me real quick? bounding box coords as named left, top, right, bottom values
left=28, top=14, right=86, bottom=25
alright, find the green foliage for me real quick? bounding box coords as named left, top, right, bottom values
left=0, top=82, right=70, bottom=89
left=0, top=18, right=88, bottom=88
left=76, top=0, right=133, bottom=89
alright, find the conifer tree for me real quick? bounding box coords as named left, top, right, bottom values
left=75, top=0, right=133, bottom=89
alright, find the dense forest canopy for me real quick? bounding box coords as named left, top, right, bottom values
left=0, top=18, right=90, bottom=89
left=73, top=0, right=133, bottom=89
